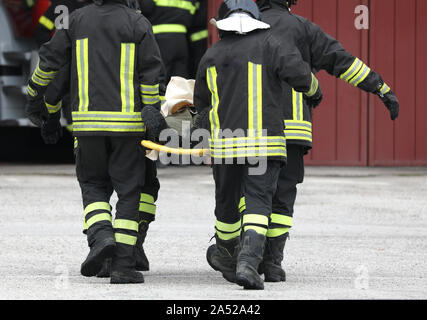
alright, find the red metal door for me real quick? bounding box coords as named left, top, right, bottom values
left=368, top=0, right=427, bottom=166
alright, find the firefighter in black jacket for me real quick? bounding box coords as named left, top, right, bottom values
left=194, top=0, right=322, bottom=290
left=139, top=0, right=197, bottom=82
left=26, top=0, right=166, bottom=284
left=188, top=0, right=208, bottom=79
left=248, top=0, right=400, bottom=283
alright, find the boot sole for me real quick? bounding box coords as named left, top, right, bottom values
left=81, top=240, right=116, bottom=277
left=110, top=273, right=145, bottom=284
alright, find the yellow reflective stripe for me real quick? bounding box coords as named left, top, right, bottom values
left=270, top=214, right=293, bottom=227
left=190, top=29, right=208, bottom=42
left=114, top=219, right=139, bottom=232
left=39, top=15, right=55, bottom=30
left=285, top=120, right=312, bottom=132
left=292, top=89, right=304, bottom=121
left=211, top=150, right=287, bottom=159
left=84, top=202, right=111, bottom=216
left=142, top=94, right=160, bottom=104
left=239, top=197, right=246, bottom=212
left=243, top=225, right=267, bottom=236
left=154, top=0, right=196, bottom=14
left=140, top=193, right=155, bottom=204
left=121, top=43, right=136, bottom=113
left=305, top=73, right=319, bottom=97
left=140, top=84, right=159, bottom=93
left=266, top=228, right=290, bottom=238
left=215, top=220, right=241, bottom=233
left=35, top=62, right=57, bottom=79
left=115, top=233, right=137, bottom=246
left=72, top=111, right=142, bottom=121
left=45, top=101, right=62, bottom=114
left=216, top=230, right=241, bottom=241
left=31, top=73, right=51, bottom=86
left=139, top=203, right=156, bottom=215
left=152, top=24, right=187, bottom=34
left=74, top=137, right=78, bottom=149
left=73, top=122, right=145, bottom=132
left=340, top=58, right=362, bottom=82
left=27, top=85, right=37, bottom=97
left=207, top=66, right=220, bottom=139
left=349, top=64, right=371, bottom=86
left=86, top=213, right=112, bottom=229
left=380, top=83, right=391, bottom=95
left=284, top=130, right=312, bottom=142
left=242, top=214, right=269, bottom=227
left=76, top=39, right=89, bottom=112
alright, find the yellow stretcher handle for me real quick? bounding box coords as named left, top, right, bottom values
left=141, top=140, right=208, bottom=156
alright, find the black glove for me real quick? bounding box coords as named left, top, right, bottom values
left=141, top=105, right=169, bottom=142
left=305, top=86, right=323, bottom=108
left=26, top=97, right=48, bottom=128
left=193, top=108, right=211, bottom=131
left=41, top=112, right=63, bottom=145
left=377, top=90, right=399, bottom=121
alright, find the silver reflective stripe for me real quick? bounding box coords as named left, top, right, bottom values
left=296, top=92, right=302, bottom=121
left=349, top=65, right=370, bottom=86
left=124, top=44, right=131, bottom=112
left=341, top=58, right=362, bottom=82
left=141, top=85, right=159, bottom=93
left=73, top=124, right=143, bottom=130
left=142, top=96, right=160, bottom=104
left=285, top=121, right=312, bottom=130
left=285, top=132, right=312, bottom=138
left=252, top=62, right=259, bottom=135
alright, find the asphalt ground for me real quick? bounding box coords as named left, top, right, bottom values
left=0, top=164, right=426, bottom=300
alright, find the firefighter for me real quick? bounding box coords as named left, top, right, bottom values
left=246, top=0, right=399, bottom=283
left=194, top=0, right=322, bottom=290
left=188, top=0, right=208, bottom=79
left=25, top=0, right=167, bottom=284
left=139, top=0, right=197, bottom=82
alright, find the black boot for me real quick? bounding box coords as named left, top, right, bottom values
left=236, top=230, right=266, bottom=290
left=81, top=237, right=116, bottom=277
left=96, top=258, right=112, bottom=278
left=262, top=233, right=288, bottom=282
left=110, top=270, right=145, bottom=284
left=135, top=221, right=150, bottom=271
left=206, top=236, right=240, bottom=283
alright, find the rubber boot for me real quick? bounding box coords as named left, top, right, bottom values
left=81, top=236, right=116, bottom=277
left=261, top=233, right=288, bottom=282
left=135, top=221, right=150, bottom=271
left=236, top=229, right=266, bottom=290
left=110, top=242, right=145, bottom=284
left=206, top=235, right=240, bottom=283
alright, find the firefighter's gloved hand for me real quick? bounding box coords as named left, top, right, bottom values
left=26, top=97, right=48, bottom=128
left=193, top=108, right=211, bottom=131
left=377, top=90, right=399, bottom=121
left=41, top=112, right=63, bottom=145
left=141, top=106, right=169, bottom=142
left=305, top=86, right=323, bottom=108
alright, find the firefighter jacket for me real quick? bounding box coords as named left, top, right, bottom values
left=261, top=1, right=390, bottom=149
left=194, top=31, right=318, bottom=163
left=34, top=0, right=88, bottom=47
left=188, top=0, right=208, bottom=78
left=27, top=1, right=164, bottom=136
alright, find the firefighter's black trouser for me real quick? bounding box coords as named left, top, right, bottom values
left=212, top=161, right=281, bottom=241
left=269, top=144, right=305, bottom=237
left=139, top=158, right=160, bottom=224
left=76, top=136, right=145, bottom=272
left=155, top=33, right=190, bottom=82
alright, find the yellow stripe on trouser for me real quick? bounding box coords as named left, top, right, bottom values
left=242, top=214, right=269, bottom=235
left=114, top=219, right=138, bottom=246
left=83, top=202, right=111, bottom=230
left=120, top=43, right=136, bottom=113
left=266, top=228, right=290, bottom=238
left=206, top=66, right=220, bottom=139
left=115, top=233, right=137, bottom=246
left=215, top=220, right=241, bottom=240
left=76, top=38, right=89, bottom=112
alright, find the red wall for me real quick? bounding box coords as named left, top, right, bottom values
left=207, top=0, right=427, bottom=166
